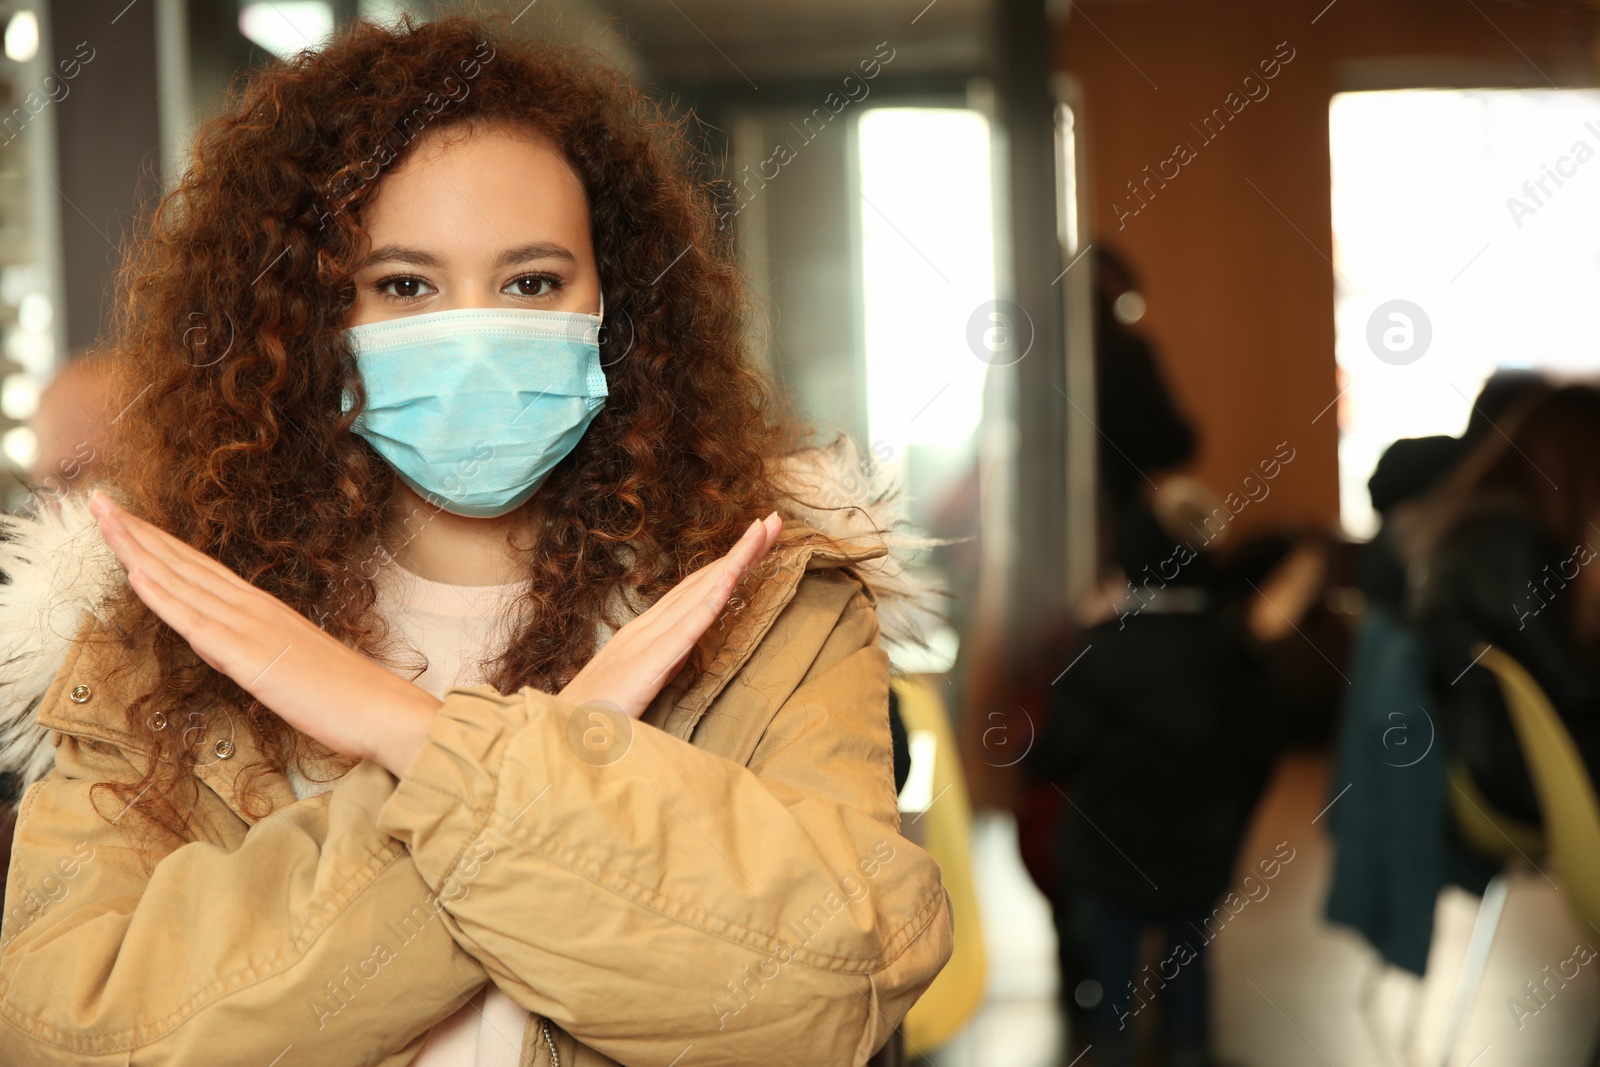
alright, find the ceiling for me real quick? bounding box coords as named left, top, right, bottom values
left=592, top=0, right=993, bottom=87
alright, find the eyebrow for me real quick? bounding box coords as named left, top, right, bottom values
left=361, top=242, right=579, bottom=270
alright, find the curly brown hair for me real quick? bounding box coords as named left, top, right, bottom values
left=86, top=11, right=862, bottom=841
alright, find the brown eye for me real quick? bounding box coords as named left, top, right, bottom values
left=506, top=273, right=562, bottom=298
left=375, top=275, right=435, bottom=301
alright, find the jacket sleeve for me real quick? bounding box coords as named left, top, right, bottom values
left=373, top=581, right=955, bottom=1067
left=0, top=730, right=492, bottom=1065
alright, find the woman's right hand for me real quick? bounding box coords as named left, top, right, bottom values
left=557, top=512, right=783, bottom=718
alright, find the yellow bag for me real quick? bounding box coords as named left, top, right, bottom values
left=893, top=674, right=986, bottom=1051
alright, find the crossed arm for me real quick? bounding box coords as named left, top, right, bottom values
left=0, top=495, right=951, bottom=1065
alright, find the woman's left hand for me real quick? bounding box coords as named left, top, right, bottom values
left=88, top=488, right=440, bottom=778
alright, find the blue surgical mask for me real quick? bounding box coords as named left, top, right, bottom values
left=340, top=295, right=609, bottom=518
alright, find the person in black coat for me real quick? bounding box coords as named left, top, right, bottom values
left=1024, top=506, right=1278, bottom=1067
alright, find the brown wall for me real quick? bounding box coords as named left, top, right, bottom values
left=1060, top=0, right=1600, bottom=538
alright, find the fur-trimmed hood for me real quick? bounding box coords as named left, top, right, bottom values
left=0, top=434, right=946, bottom=801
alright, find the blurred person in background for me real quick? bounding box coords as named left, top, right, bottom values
left=1218, top=525, right=1353, bottom=748
left=1023, top=502, right=1277, bottom=1067
left=1361, top=369, right=1549, bottom=614
left=22, top=348, right=113, bottom=507
left=1403, top=383, right=1600, bottom=828
left=1013, top=246, right=1203, bottom=1056
left=1319, top=369, right=1553, bottom=979
left=1092, top=246, right=1197, bottom=568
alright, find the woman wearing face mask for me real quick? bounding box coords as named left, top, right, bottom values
left=0, top=14, right=951, bottom=1067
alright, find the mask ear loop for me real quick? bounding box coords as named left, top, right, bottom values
left=589, top=290, right=607, bottom=348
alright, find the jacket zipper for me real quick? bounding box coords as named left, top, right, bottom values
left=540, top=1016, right=560, bottom=1067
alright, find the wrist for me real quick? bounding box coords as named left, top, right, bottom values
left=375, top=685, right=442, bottom=778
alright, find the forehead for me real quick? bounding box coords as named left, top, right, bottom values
left=359, top=122, right=592, bottom=251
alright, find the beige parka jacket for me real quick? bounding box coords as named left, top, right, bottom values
left=0, top=441, right=954, bottom=1066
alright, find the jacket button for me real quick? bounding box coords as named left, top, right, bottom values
left=68, top=684, right=91, bottom=704
left=214, top=739, right=235, bottom=760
